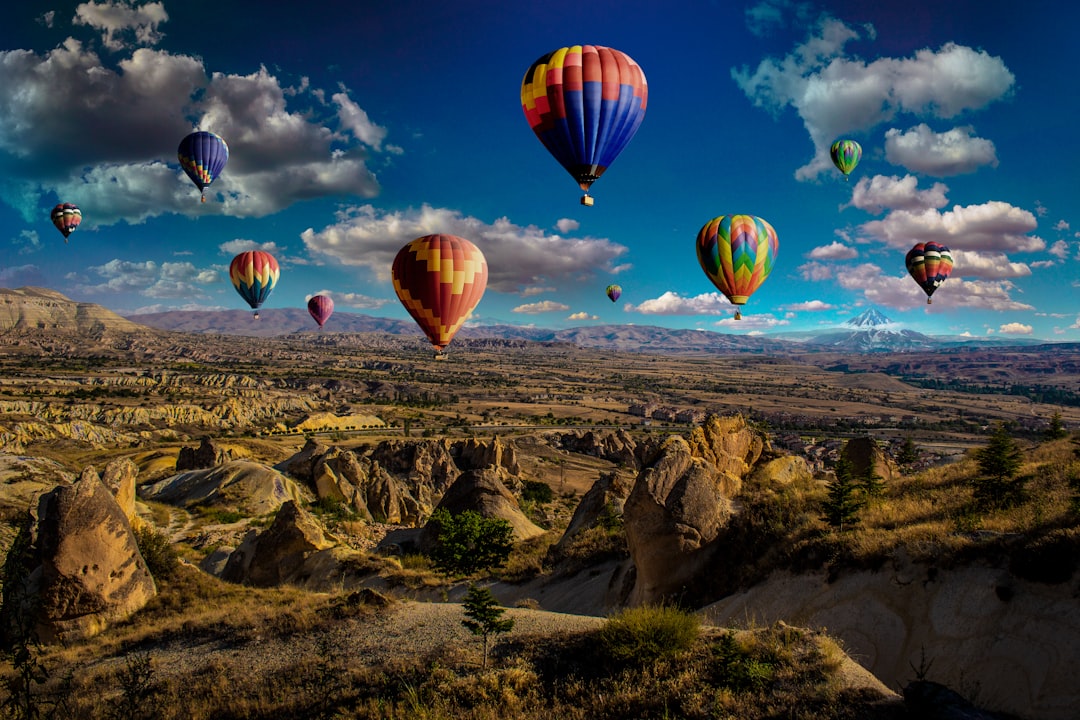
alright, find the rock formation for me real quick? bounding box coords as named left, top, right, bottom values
left=221, top=500, right=337, bottom=587
left=622, top=414, right=766, bottom=605
left=842, top=435, right=897, bottom=485
left=175, top=437, right=234, bottom=471
left=140, top=460, right=307, bottom=516
left=424, top=468, right=545, bottom=543
left=8, top=467, right=156, bottom=643
left=556, top=470, right=634, bottom=549
left=553, top=429, right=639, bottom=467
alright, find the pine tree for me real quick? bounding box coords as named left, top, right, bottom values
left=859, top=464, right=886, bottom=498
left=973, top=422, right=1025, bottom=508
left=1044, top=411, right=1068, bottom=441
left=897, top=436, right=919, bottom=467
left=461, top=584, right=514, bottom=669
left=822, top=454, right=864, bottom=531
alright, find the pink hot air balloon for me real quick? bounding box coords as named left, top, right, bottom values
left=307, top=294, right=334, bottom=328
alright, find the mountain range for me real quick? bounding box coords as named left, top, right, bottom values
left=0, top=287, right=1050, bottom=354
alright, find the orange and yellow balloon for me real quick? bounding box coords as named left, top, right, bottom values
left=229, top=250, right=279, bottom=318
left=695, top=215, right=778, bottom=320
left=392, top=234, right=488, bottom=354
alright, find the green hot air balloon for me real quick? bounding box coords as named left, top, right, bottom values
left=830, top=139, right=861, bottom=180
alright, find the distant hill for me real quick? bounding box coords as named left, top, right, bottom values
left=802, top=308, right=939, bottom=352
left=0, top=287, right=146, bottom=335
left=129, top=307, right=421, bottom=338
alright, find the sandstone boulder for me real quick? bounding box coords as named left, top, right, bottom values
left=221, top=500, right=337, bottom=586
left=843, top=435, right=896, bottom=485
left=425, top=468, right=544, bottom=543
left=100, top=457, right=139, bottom=525
left=140, top=460, right=307, bottom=516
left=556, top=470, right=634, bottom=549
left=748, top=455, right=814, bottom=487
left=175, top=437, right=233, bottom=471
left=14, top=468, right=155, bottom=643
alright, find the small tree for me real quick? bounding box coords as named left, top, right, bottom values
left=1045, top=411, right=1068, bottom=441
left=461, top=584, right=514, bottom=669
left=973, top=422, right=1025, bottom=508
left=859, top=464, right=886, bottom=498
left=428, top=509, right=514, bottom=576
left=897, top=436, right=919, bottom=467
left=822, top=455, right=864, bottom=531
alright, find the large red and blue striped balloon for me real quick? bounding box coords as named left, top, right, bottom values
left=178, top=131, right=229, bottom=202
left=905, top=242, right=953, bottom=304
left=229, top=251, right=279, bottom=318
left=522, top=45, right=647, bottom=205
left=696, top=215, right=779, bottom=320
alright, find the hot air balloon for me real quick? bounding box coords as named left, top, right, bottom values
left=905, top=242, right=953, bottom=304
left=521, top=45, right=647, bottom=206
left=50, top=203, right=82, bottom=242
left=307, top=294, right=334, bottom=328
left=392, top=234, right=487, bottom=357
left=606, top=284, right=621, bottom=303
left=695, top=215, right=779, bottom=320
left=229, top=251, right=279, bottom=318
left=830, top=139, right=861, bottom=180
left=178, top=131, right=229, bottom=202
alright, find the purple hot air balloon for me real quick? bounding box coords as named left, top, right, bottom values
left=307, top=294, right=334, bottom=328
left=178, top=131, right=229, bottom=202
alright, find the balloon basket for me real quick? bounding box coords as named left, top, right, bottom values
left=580, top=194, right=594, bottom=207
left=434, top=352, right=448, bottom=361
left=734, top=311, right=742, bottom=320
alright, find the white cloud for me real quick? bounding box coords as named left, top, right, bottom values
left=74, top=1, right=168, bottom=51
left=520, top=286, right=555, bottom=297
left=860, top=201, right=1043, bottom=253
left=808, top=241, right=857, bottom=260
left=845, top=174, right=949, bottom=214
left=301, top=204, right=629, bottom=293
left=1070, top=316, right=1080, bottom=330
left=127, top=302, right=229, bottom=314
left=732, top=15, right=1014, bottom=180
left=999, top=322, right=1033, bottom=335
left=1030, top=260, right=1056, bottom=269
left=567, top=311, right=599, bottom=321
left=218, top=239, right=283, bottom=256
left=1054, top=220, right=1070, bottom=231
left=884, top=124, right=998, bottom=176
left=949, top=249, right=1030, bottom=279
left=556, top=218, right=580, bottom=233
left=713, top=313, right=790, bottom=330
left=38, top=11, right=56, bottom=28
left=14, top=230, right=42, bottom=255
left=0, top=264, right=47, bottom=286
left=786, top=300, right=834, bottom=311
left=1048, top=240, right=1070, bottom=260
left=626, top=291, right=732, bottom=315
left=332, top=91, right=389, bottom=151
left=798, top=261, right=833, bottom=281
left=319, top=290, right=390, bottom=310
left=832, top=262, right=1032, bottom=311
left=70, top=257, right=219, bottom=298
left=513, top=300, right=570, bottom=314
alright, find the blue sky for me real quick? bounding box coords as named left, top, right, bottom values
left=1, top=0, right=1078, bottom=340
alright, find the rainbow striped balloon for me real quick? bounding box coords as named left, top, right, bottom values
left=522, top=45, right=647, bottom=204
left=696, top=215, right=779, bottom=320
left=830, top=139, right=862, bottom=179
left=905, top=242, right=953, bottom=304
left=50, top=202, right=82, bottom=242
left=229, top=250, right=279, bottom=318
left=392, top=234, right=488, bottom=352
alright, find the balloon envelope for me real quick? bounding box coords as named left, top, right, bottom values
left=307, top=294, right=334, bottom=327
left=905, top=242, right=953, bottom=303
left=830, top=139, right=861, bottom=178
left=606, top=284, right=621, bottom=302
left=178, top=131, right=229, bottom=200
left=51, top=203, right=82, bottom=241
left=521, top=45, right=647, bottom=203
left=392, top=234, right=487, bottom=351
left=229, top=251, right=279, bottom=316
left=696, top=215, right=779, bottom=318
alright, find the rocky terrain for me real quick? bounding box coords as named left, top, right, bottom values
left=2, top=287, right=1078, bottom=718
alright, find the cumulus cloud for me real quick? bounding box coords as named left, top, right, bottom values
left=999, top=322, right=1033, bottom=335
left=301, top=204, right=629, bottom=293
left=884, top=124, right=998, bottom=176
left=808, top=241, right=857, bottom=260
left=732, top=14, right=1014, bottom=180
left=556, top=218, right=580, bottom=233
left=0, top=264, right=47, bottom=286
left=314, top=290, right=390, bottom=310
left=0, top=38, right=388, bottom=224
left=859, top=201, right=1043, bottom=253
left=1071, top=316, right=1080, bottom=330
left=218, top=239, right=283, bottom=256
left=1054, top=220, right=1070, bottom=231
left=831, top=262, right=1032, bottom=311
left=126, top=301, right=229, bottom=314
left=69, top=257, right=219, bottom=298
left=713, top=313, right=790, bottom=330
left=567, top=311, right=599, bottom=321
left=786, top=300, right=834, bottom=311
left=74, top=1, right=168, bottom=51
left=845, top=174, right=949, bottom=215
left=14, top=230, right=42, bottom=255
left=513, top=300, right=570, bottom=314
left=949, top=249, right=1031, bottom=279
left=798, top=261, right=833, bottom=281
left=626, top=291, right=732, bottom=315
left=1049, top=240, right=1070, bottom=260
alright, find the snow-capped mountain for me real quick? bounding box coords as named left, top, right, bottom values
left=843, top=308, right=893, bottom=328
left=804, top=308, right=938, bottom=351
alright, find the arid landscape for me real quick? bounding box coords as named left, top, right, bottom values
left=2, top=287, right=1079, bottom=719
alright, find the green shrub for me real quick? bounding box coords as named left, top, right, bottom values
left=521, top=480, right=554, bottom=504
left=427, top=509, right=514, bottom=576
left=598, top=605, right=699, bottom=666
left=133, top=525, right=179, bottom=581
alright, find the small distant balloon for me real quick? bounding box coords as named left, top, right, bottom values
left=50, top=203, right=82, bottom=242
left=307, top=294, right=334, bottom=328
left=229, top=250, right=279, bottom=318
left=392, top=234, right=487, bottom=355
left=830, top=139, right=861, bottom=180
left=178, top=131, right=229, bottom=202
left=905, top=242, right=953, bottom=304
left=521, top=45, right=647, bottom=206
left=696, top=214, right=779, bottom=320
left=606, top=284, right=621, bottom=303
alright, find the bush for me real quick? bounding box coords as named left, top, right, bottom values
left=598, top=605, right=699, bottom=666
left=521, top=480, right=554, bottom=504
left=427, top=509, right=514, bottom=576
left=133, top=525, right=179, bottom=581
